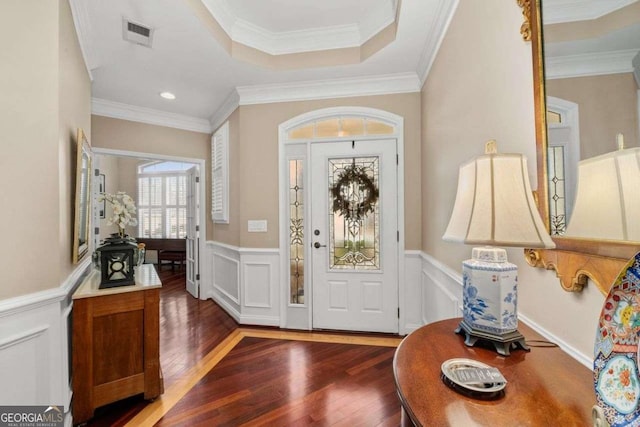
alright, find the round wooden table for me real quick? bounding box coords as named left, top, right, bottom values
left=393, top=318, right=595, bottom=426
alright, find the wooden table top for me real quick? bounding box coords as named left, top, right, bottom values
left=393, top=318, right=595, bottom=427
left=73, top=264, right=161, bottom=299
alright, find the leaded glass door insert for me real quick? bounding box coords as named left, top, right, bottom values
left=311, top=139, right=398, bottom=333
left=329, top=157, right=380, bottom=270
left=547, top=145, right=567, bottom=235
left=289, top=159, right=305, bottom=304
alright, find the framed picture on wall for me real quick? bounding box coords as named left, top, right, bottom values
left=98, top=174, right=106, bottom=218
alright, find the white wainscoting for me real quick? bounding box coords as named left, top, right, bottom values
left=205, top=245, right=592, bottom=367
left=205, top=242, right=280, bottom=326
left=420, top=252, right=463, bottom=326
left=402, top=251, right=424, bottom=334
left=0, top=258, right=91, bottom=427
left=239, top=248, right=280, bottom=326
left=206, top=242, right=241, bottom=320
left=205, top=242, right=427, bottom=333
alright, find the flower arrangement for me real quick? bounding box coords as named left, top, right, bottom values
left=98, top=191, right=138, bottom=237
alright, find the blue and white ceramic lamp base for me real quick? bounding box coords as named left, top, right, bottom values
left=455, top=246, right=529, bottom=356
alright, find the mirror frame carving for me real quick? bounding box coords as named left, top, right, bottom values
left=72, top=128, right=92, bottom=264
left=522, top=0, right=639, bottom=294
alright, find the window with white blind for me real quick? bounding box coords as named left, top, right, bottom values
left=211, top=121, right=229, bottom=223
left=137, top=161, right=193, bottom=238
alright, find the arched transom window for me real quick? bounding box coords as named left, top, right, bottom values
left=288, top=116, right=395, bottom=140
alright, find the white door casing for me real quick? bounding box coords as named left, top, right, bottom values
left=186, top=165, right=200, bottom=298
left=311, top=139, right=398, bottom=333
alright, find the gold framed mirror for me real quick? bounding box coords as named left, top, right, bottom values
left=73, top=128, right=92, bottom=263
left=523, top=0, right=640, bottom=294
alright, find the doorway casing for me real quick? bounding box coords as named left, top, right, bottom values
left=92, top=147, right=206, bottom=299
left=278, top=107, right=406, bottom=332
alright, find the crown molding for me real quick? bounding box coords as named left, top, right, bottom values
left=234, top=21, right=360, bottom=56
left=200, top=0, right=397, bottom=55
left=92, top=98, right=213, bottom=133
left=210, top=90, right=240, bottom=132
left=542, top=0, right=638, bottom=24
left=236, top=72, right=421, bottom=106
left=545, top=49, right=637, bottom=79
left=359, top=0, right=398, bottom=44
left=68, top=0, right=95, bottom=81
left=417, top=0, right=459, bottom=86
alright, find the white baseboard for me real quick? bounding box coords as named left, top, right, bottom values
left=211, top=289, right=241, bottom=323
left=518, top=313, right=592, bottom=369
left=239, top=314, right=280, bottom=327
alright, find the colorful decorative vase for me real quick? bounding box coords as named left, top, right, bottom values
left=593, top=251, right=640, bottom=427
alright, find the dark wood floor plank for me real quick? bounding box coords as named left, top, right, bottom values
left=86, top=268, right=238, bottom=426
left=83, top=267, right=401, bottom=426
left=155, top=338, right=400, bottom=426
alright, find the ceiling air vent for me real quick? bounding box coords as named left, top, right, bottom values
left=122, top=18, right=154, bottom=48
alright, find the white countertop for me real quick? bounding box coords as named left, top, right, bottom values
left=73, top=264, right=162, bottom=299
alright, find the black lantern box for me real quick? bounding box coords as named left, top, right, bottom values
left=96, top=235, right=138, bottom=289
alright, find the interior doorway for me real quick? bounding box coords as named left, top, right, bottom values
left=92, top=148, right=205, bottom=299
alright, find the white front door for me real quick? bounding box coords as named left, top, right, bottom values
left=311, top=139, right=398, bottom=333
left=185, top=166, right=199, bottom=298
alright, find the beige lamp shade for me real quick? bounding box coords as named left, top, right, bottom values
left=565, top=147, right=640, bottom=241
left=443, top=142, right=556, bottom=249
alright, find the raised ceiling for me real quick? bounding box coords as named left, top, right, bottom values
left=70, top=0, right=458, bottom=132
left=69, top=0, right=640, bottom=133
left=201, top=0, right=398, bottom=55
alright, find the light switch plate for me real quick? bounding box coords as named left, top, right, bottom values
left=248, top=220, right=267, bottom=232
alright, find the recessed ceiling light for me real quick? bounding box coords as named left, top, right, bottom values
left=160, top=91, right=176, bottom=100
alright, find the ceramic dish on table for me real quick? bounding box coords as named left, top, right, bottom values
left=440, top=358, right=506, bottom=400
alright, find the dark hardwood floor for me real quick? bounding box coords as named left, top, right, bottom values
left=84, top=266, right=401, bottom=426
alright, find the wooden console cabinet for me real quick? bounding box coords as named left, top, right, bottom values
left=72, top=264, right=163, bottom=424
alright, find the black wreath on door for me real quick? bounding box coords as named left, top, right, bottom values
left=330, top=161, right=379, bottom=221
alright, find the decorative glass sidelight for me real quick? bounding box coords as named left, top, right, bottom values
left=329, top=157, right=380, bottom=270
left=289, top=160, right=305, bottom=304
left=547, top=145, right=567, bottom=235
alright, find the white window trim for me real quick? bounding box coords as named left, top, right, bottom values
left=211, top=121, right=229, bottom=223
left=137, top=171, right=189, bottom=239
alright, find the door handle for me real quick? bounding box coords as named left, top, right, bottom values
left=313, top=242, right=327, bottom=249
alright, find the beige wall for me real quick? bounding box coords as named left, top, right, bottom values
left=59, top=0, right=92, bottom=283
left=211, top=93, right=422, bottom=249
left=91, top=115, right=211, bottom=239
left=546, top=73, right=639, bottom=159
left=0, top=0, right=90, bottom=299
left=91, top=116, right=210, bottom=160
left=421, top=0, right=604, bottom=357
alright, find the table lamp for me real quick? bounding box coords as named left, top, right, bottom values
left=565, top=134, right=640, bottom=241
left=443, top=140, right=556, bottom=356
